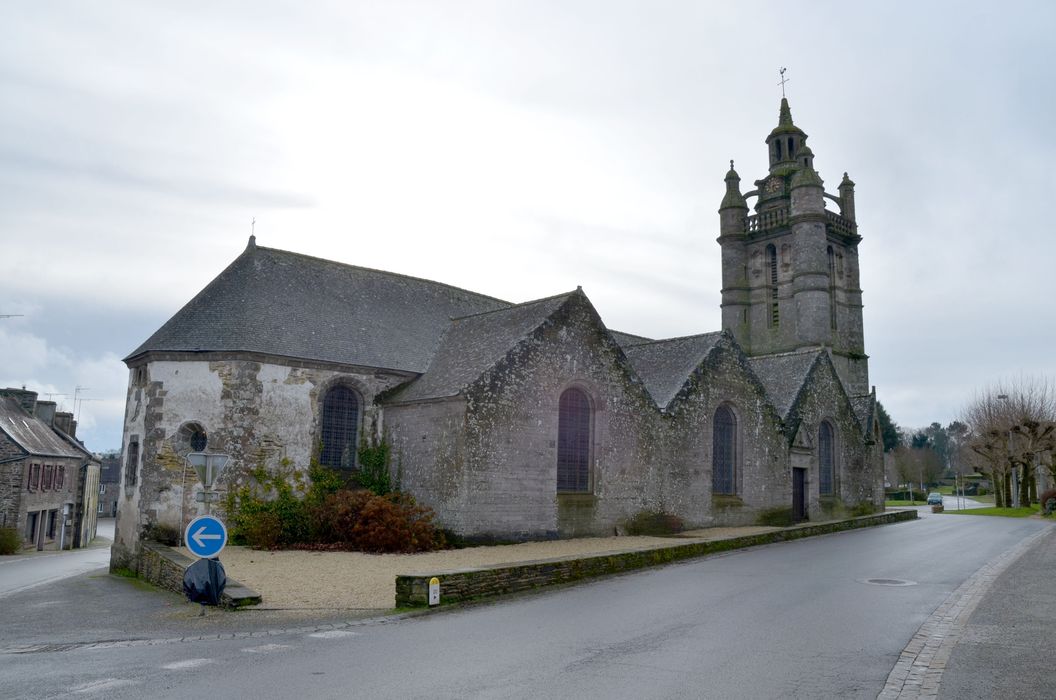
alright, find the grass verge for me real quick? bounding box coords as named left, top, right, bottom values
left=944, top=505, right=1040, bottom=518
left=885, top=500, right=926, bottom=506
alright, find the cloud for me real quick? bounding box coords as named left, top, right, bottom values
left=1, top=0, right=1054, bottom=446
left=0, top=323, right=127, bottom=450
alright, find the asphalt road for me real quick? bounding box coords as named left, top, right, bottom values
left=0, top=520, right=113, bottom=599
left=1, top=512, right=1049, bottom=699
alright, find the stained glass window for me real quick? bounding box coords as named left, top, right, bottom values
left=712, top=406, right=737, bottom=494
left=557, top=388, right=592, bottom=492
left=320, top=386, right=359, bottom=469
left=819, top=422, right=834, bottom=496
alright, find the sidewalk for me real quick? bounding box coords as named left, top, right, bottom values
left=937, top=525, right=1056, bottom=698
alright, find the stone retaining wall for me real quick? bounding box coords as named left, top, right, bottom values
left=395, top=510, right=917, bottom=607
left=131, top=542, right=262, bottom=608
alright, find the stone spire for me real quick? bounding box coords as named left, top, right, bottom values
left=719, top=160, right=748, bottom=211
left=790, top=157, right=824, bottom=190
left=838, top=172, right=857, bottom=222
left=766, top=98, right=808, bottom=171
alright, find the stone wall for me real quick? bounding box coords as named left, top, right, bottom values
left=395, top=510, right=917, bottom=607
left=385, top=398, right=469, bottom=532
left=388, top=294, right=660, bottom=540
left=785, top=354, right=882, bottom=518
left=134, top=542, right=261, bottom=608
left=0, top=452, right=24, bottom=532
left=112, top=354, right=413, bottom=568
left=17, top=454, right=83, bottom=550
left=387, top=297, right=806, bottom=539
left=660, top=340, right=790, bottom=527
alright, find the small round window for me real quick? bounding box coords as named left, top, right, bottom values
left=176, top=422, right=208, bottom=454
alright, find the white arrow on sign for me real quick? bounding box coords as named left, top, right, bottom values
left=191, top=526, right=222, bottom=549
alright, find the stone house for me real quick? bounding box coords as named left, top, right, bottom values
left=0, top=389, right=101, bottom=550
left=97, top=452, right=121, bottom=518
left=112, top=98, right=884, bottom=569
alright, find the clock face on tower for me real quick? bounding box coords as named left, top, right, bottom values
left=765, top=177, right=783, bottom=194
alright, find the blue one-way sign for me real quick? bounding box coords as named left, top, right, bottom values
left=185, top=515, right=228, bottom=559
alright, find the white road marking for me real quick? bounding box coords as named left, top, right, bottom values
left=71, top=678, right=138, bottom=693
left=162, top=658, right=215, bottom=670
left=241, top=643, right=293, bottom=653
left=307, top=630, right=361, bottom=639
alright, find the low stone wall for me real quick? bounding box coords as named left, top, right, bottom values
left=134, top=542, right=262, bottom=608
left=395, top=510, right=917, bottom=607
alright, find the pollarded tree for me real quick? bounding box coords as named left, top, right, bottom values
left=962, top=376, right=1056, bottom=507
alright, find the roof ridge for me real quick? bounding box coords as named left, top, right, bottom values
left=255, top=244, right=512, bottom=307
left=624, top=330, right=723, bottom=348
left=448, top=289, right=578, bottom=321
left=608, top=329, right=653, bottom=343
left=748, top=347, right=825, bottom=360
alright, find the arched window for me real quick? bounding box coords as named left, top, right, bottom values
left=320, top=386, right=359, bottom=469
left=557, top=388, right=592, bottom=492
left=767, top=244, right=779, bottom=328
left=712, top=405, right=737, bottom=494
left=827, top=246, right=838, bottom=330
left=819, top=422, right=834, bottom=495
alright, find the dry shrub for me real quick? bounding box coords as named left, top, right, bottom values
left=311, top=489, right=446, bottom=553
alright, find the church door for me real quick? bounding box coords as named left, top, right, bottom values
left=792, top=468, right=807, bottom=523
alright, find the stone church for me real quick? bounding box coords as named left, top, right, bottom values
left=112, top=98, right=884, bottom=568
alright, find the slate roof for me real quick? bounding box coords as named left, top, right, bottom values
left=622, top=333, right=723, bottom=409
left=609, top=329, right=653, bottom=348
left=393, top=293, right=575, bottom=402
left=0, top=397, right=84, bottom=460
left=747, top=350, right=824, bottom=418
left=125, top=241, right=511, bottom=373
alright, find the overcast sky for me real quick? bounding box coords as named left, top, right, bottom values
left=2, top=1, right=1054, bottom=452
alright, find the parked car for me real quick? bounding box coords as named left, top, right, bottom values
left=926, top=492, right=943, bottom=505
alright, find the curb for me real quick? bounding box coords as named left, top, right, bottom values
left=396, top=510, right=917, bottom=607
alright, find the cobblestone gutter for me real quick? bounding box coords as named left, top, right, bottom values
left=395, top=510, right=917, bottom=607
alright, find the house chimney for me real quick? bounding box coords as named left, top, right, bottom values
left=34, top=401, right=57, bottom=427
left=54, top=412, right=76, bottom=438
left=0, top=387, right=37, bottom=416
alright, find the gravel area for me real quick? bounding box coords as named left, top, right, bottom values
left=188, top=526, right=777, bottom=611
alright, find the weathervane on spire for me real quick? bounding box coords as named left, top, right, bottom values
left=251, top=217, right=256, bottom=235
left=778, top=67, right=789, bottom=98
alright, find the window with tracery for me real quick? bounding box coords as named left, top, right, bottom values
left=320, top=386, right=359, bottom=469
left=827, top=246, right=838, bottom=330
left=712, top=406, right=737, bottom=494
left=767, top=244, right=779, bottom=328
left=819, top=421, right=834, bottom=496
left=557, top=388, right=592, bottom=492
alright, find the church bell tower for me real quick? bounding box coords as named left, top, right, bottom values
left=718, top=97, right=869, bottom=396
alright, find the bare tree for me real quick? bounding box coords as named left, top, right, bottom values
left=892, top=444, right=943, bottom=499
left=962, top=376, right=1056, bottom=507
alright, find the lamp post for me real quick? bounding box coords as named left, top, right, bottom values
left=997, top=394, right=1019, bottom=508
